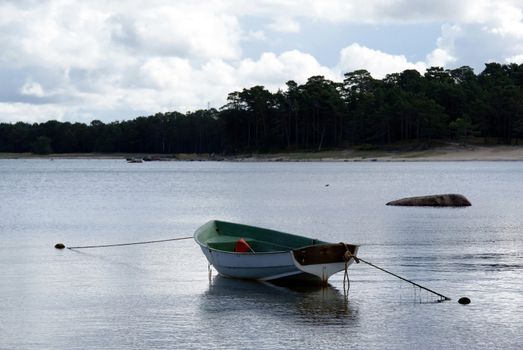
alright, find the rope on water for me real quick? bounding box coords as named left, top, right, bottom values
left=341, top=247, right=450, bottom=302
left=65, top=236, right=193, bottom=250
left=358, top=256, right=450, bottom=301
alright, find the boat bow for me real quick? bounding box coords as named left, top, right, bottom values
left=291, top=243, right=359, bottom=284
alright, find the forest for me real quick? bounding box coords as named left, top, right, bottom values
left=1, top=62, right=523, bottom=155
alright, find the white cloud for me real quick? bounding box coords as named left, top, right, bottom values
left=0, top=49, right=335, bottom=122
left=20, top=80, right=45, bottom=98
left=244, top=30, right=267, bottom=41
left=0, top=102, right=71, bottom=123
left=0, top=1, right=242, bottom=70
left=268, top=17, right=301, bottom=33
left=236, top=51, right=335, bottom=88
left=426, top=24, right=461, bottom=67
left=140, top=57, right=193, bottom=90
left=249, top=0, right=523, bottom=25
left=2, top=0, right=523, bottom=123
left=426, top=48, right=455, bottom=67
left=506, top=54, right=523, bottom=63
left=134, top=50, right=334, bottom=112
left=132, top=6, right=242, bottom=60
left=337, top=43, right=426, bottom=78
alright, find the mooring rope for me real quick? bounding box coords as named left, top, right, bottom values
left=66, top=236, right=193, bottom=250
left=341, top=246, right=450, bottom=302
left=341, top=243, right=358, bottom=293
left=343, top=257, right=350, bottom=293
left=358, top=257, right=450, bottom=301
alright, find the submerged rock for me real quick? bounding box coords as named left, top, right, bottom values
left=386, top=194, right=471, bottom=207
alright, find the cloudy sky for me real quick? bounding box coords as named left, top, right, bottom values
left=1, top=0, right=523, bottom=123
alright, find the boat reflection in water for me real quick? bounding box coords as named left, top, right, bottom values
left=200, top=275, right=359, bottom=326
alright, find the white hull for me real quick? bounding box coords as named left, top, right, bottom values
left=199, top=245, right=302, bottom=280
left=198, top=244, right=357, bottom=283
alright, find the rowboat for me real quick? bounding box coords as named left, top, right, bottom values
left=194, top=220, right=359, bottom=284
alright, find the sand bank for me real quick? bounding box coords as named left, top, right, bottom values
left=2, top=145, right=523, bottom=161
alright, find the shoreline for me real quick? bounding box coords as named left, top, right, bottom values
left=2, top=145, right=523, bottom=162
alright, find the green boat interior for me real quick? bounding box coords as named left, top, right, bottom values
left=195, top=220, right=327, bottom=253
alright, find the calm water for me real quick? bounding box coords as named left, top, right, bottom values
left=0, top=159, right=522, bottom=349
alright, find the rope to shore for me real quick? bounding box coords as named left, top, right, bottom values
left=65, top=236, right=193, bottom=250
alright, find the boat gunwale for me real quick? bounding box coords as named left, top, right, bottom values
left=195, top=240, right=291, bottom=255
left=195, top=241, right=357, bottom=257
left=193, top=220, right=330, bottom=255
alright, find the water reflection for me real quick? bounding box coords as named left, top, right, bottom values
left=200, top=276, right=359, bottom=325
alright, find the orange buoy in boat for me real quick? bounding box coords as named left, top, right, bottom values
left=234, top=238, right=252, bottom=253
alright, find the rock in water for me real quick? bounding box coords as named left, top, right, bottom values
left=386, top=194, right=471, bottom=207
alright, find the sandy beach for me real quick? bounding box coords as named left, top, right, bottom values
left=236, top=145, right=523, bottom=162
left=344, top=145, right=523, bottom=161
left=385, top=145, right=523, bottom=161
left=2, top=144, right=523, bottom=161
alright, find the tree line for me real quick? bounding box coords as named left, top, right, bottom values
left=1, top=62, right=523, bottom=155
